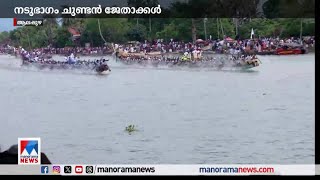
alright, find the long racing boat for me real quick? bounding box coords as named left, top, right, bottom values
left=115, top=55, right=260, bottom=70
left=21, top=57, right=111, bottom=74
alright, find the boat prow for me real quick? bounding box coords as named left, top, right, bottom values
left=97, top=69, right=111, bottom=75
left=95, top=64, right=111, bottom=75
left=240, top=64, right=258, bottom=70
left=232, top=57, right=261, bottom=70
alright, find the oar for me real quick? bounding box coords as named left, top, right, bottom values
left=257, top=57, right=262, bottom=64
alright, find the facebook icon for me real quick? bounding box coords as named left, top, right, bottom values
left=41, top=166, right=49, bottom=174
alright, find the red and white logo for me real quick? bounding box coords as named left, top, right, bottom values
left=75, top=166, right=83, bottom=174
left=18, top=137, right=41, bottom=165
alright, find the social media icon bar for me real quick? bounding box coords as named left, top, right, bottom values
left=86, top=166, right=94, bottom=174
left=64, top=166, right=72, bottom=174
left=75, top=166, right=83, bottom=174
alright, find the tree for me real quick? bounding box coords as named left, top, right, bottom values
left=127, top=24, right=147, bottom=41
left=191, top=18, right=197, bottom=42
left=263, top=0, right=315, bottom=18
left=0, top=31, right=10, bottom=44
left=43, top=18, right=58, bottom=46
left=55, top=27, right=72, bottom=48
left=155, top=22, right=178, bottom=40
left=170, top=1, right=198, bottom=42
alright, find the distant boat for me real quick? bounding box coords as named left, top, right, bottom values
left=275, top=43, right=307, bottom=55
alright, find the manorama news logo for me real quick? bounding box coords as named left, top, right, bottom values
left=18, top=137, right=41, bottom=165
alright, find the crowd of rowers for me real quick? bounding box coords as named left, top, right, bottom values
left=21, top=52, right=110, bottom=70
left=3, top=45, right=260, bottom=69
left=117, top=52, right=260, bottom=67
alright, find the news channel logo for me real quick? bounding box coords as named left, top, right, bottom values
left=41, top=166, right=49, bottom=174
left=52, top=166, right=61, bottom=174
left=18, top=137, right=41, bottom=165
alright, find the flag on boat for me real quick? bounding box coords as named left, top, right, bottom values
left=250, top=28, right=254, bottom=39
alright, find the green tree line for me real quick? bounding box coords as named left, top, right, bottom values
left=0, top=18, right=314, bottom=50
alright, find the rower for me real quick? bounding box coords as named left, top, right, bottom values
left=181, top=52, right=190, bottom=61
left=66, top=53, right=76, bottom=64
left=34, top=55, right=39, bottom=62
left=101, top=59, right=109, bottom=65
left=26, top=53, right=31, bottom=60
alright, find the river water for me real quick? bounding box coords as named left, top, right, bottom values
left=0, top=54, right=315, bottom=164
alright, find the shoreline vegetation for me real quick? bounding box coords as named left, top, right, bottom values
left=0, top=0, right=315, bottom=51
left=0, top=18, right=315, bottom=51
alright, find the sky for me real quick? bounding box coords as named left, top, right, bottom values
left=0, top=18, right=16, bottom=32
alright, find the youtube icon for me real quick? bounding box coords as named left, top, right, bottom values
left=75, top=166, right=83, bottom=174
